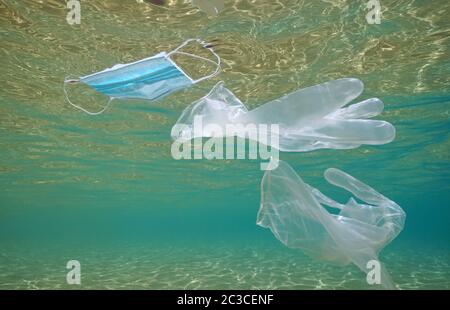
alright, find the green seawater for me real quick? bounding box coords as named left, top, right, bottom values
left=0, top=0, right=449, bottom=289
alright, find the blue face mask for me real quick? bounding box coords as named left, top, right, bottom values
left=64, top=39, right=221, bottom=115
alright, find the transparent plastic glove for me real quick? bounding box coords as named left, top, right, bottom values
left=257, top=160, right=406, bottom=289
left=171, top=80, right=395, bottom=151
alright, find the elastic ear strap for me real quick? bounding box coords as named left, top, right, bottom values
left=167, top=38, right=221, bottom=84
left=192, top=46, right=221, bottom=84
left=63, top=77, right=113, bottom=115
left=167, top=38, right=199, bottom=55
left=171, top=51, right=218, bottom=66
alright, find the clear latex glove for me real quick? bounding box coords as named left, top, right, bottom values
left=171, top=79, right=395, bottom=151
left=257, top=160, right=406, bottom=289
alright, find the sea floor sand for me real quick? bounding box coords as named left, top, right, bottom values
left=0, top=242, right=448, bottom=290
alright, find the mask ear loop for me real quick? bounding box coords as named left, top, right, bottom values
left=63, top=76, right=114, bottom=115
left=167, top=38, right=221, bottom=84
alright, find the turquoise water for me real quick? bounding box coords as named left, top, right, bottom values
left=0, top=0, right=449, bottom=289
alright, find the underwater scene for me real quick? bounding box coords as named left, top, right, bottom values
left=0, top=0, right=449, bottom=290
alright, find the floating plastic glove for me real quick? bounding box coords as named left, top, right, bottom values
left=171, top=79, right=395, bottom=151
left=64, top=39, right=221, bottom=115
left=257, top=160, right=406, bottom=289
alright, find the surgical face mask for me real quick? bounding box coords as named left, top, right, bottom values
left=64, top=38, right=221, bottom=115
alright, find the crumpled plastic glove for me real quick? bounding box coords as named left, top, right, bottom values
left=257, top=160, right=406, bottom=289
left=171, top=79, right=395, bottom=151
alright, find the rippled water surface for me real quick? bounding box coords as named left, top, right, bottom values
left=0, top=0, right=449, bottom=289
